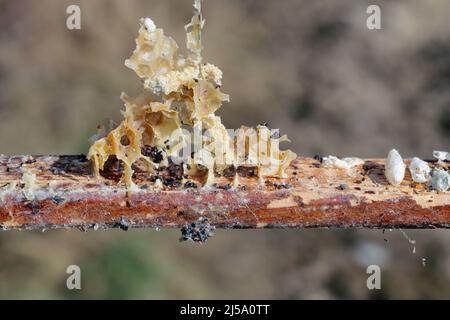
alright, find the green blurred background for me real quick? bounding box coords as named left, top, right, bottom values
left=0, top=0, right=449, bottom=299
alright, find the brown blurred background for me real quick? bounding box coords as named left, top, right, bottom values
left=0, top=0, right=449, bottom=299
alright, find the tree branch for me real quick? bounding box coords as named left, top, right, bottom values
left=0, top=155, right=449, bottom=231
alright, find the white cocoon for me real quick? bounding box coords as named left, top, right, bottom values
left=385, top=149, right=405, bottom=186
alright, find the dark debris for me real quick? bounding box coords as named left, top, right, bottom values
left=25, top=201, right=41, bottom=215
left=184, top=181, right=198, bottom=189
left=50, top=155, right=89, bottom=175
left=212, top=183, right=232, bottom=190
left=314, top=154, right=324, bottom=163
left=237, top=165, right=257, bottom=177
left=362, top=161, right=380, bottom=174
left=179, top=217, right=215, bottom=243
left=52, top=195, right=65, bottom=205
left=337, top=183, right=348, bottom=190
left=265, top=181, right=292, bottom=189
left=162, top=177, right=182, bottom=188
left=141, top=145, right=163, bottom=163
left=167, top=160, right=183, bottom=180
left=114, top=216, right=130, bottom=231
left=222, top=165, right=237, bottom=178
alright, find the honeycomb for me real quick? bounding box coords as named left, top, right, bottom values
left=88, top=0, right=297, bottom=190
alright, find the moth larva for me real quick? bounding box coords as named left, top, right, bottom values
left=433, top=150, right=450, bottom=162
left=430, top=169, right=450, bottom=192
left=408, top=157, right=430, bottom=183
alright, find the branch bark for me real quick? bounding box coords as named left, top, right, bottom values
left=0, top=155, right=449, bottom=231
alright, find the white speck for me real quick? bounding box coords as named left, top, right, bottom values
left=433, top=150, right=449, bottom=161
left=429, top=168, right=450, bottom=192
left=153, top=178, right=163, bottom=190
left=385, top=149, right=405, bottom=186
left=422, top=258, right=427, bottom=267
left=141, top=52, right=152, bottom=62
left=155, top=226, right=161, bottom=231
left=408, top=157, right=430, bottom=183
left=178, top=57, right=186, bottom=67
left=399, top=228, right=416, bottom=245
left=142, top=17, right=156, bottom=32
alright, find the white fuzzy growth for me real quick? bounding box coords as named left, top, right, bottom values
left=201, top=63, right=223, bottom=86
left=408, top=157, right=430, bottom=183
left=0, top=181, right=17, bottom=204
left=21, top=169, right=37, bottom=200
left=142, top=17, right=156, bottom=32
left=322, top=156, right=364, bottom=169
left=433, top=150, right=449, bottom=161
left=430, top=169, right=450, bottom=192
left=385, top=149, right=405, bottom=186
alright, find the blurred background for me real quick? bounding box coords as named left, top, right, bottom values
left=0, top=0, right=449, bottom=299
